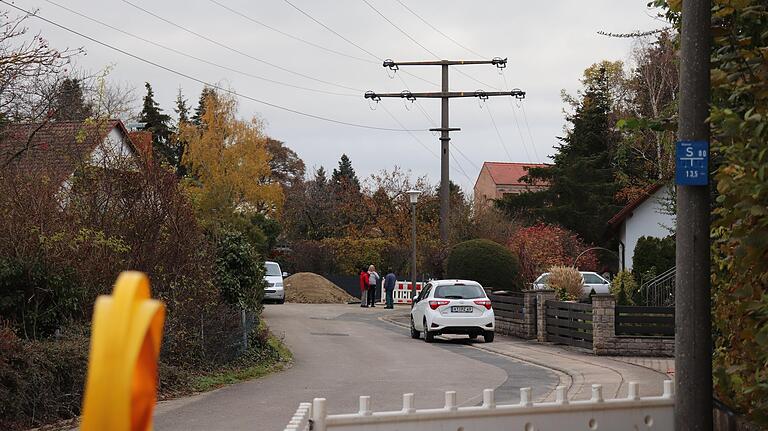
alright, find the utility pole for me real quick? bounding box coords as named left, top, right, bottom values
left=366, top=58, right=525, bottom=245
left=675, top=0, right=711, bottom=429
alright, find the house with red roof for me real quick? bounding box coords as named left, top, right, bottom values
left=473, top=161, right=549, bottom=208
left=0, top=119, right=148, bottom=187
left=607, top=183, right=675, bottom=270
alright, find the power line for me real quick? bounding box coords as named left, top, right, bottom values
left=394, top=0, right=485, bottom=58
left=40, top=0, right=358, bottom=98
left=452, top=142, right=481, bottom=171
left=379, top=104, right=438, bottom=158
left=2, top=1, right=425, bottom=132
left=206, top=0, right=373, bottom=64
left=382, top=103, right=472, bottom=184
left=449, top=147, right=473, bottom=183
left=280, top=0, right=438, bottom=88
left=520, top=102, right=543, bottom=161
left=359, top=0, right=440, bottom=58
left=282, top=0, right=379, bottom=61
left=119, top=0, right=362, bottom=93
left=484, top=101, right=524, bottom=162
left=358, top=0, right=500, bottom=90
left=501, top=72, right=541, bottom=161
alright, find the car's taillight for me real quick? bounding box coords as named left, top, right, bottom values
left=429, top=300, right=450, bottom=310
left=474, top=299, right=492, bottom=310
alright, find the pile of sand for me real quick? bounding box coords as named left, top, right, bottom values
left=284, top=272, right=356, bottom=304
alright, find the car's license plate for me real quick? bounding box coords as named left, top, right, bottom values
left=451, top=306, right=473, bottom=313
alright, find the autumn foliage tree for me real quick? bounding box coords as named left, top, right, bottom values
left=508, top=223, right=599, bottom=285
left=179, top=90, right=283, bottom=228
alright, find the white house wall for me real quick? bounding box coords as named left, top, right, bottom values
left=620, top=186, right=675, bottom=271
left=89, top=127, right=136, bottom=167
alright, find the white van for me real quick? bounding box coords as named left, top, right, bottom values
left=264, top=261, right=286, bottom=304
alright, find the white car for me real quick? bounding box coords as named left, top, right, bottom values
left=532, top=271, right=611, bottom=298
left=264, top=261, right=286, bottom=304
left=410, top=280, right=495, bottom=343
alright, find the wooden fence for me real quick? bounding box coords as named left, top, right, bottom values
left=615, top=306, right=675, bottom=337
left=544, top=300, right=593, bottom=349
left=487, top=291, right=525, bottom=320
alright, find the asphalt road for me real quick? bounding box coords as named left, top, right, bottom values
left=153, top=303, right=559, bottom=431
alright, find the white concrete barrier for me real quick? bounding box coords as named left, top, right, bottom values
left=282, top=402, right=312, bottom=431
left=286, top=381, right=674, bottom=431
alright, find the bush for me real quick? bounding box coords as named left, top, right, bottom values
left=508, top=223, right=599, bottom=285
left=213, top=229, right=266, bottom=313
left=0, top=327, right=89, bottom=431
left=708, top=1, right=768, bottom=422
left=632, top=236, right=675, bottom=283
left=446, top=239, right=520, bottom=290
left=611, top=270, right=637, bottom=305
left=546, top=265, right=583, bottom=301
left=0, top=258, right=82, bottom=339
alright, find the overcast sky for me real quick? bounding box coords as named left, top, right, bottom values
left=14, top=0, right=667, bottom=192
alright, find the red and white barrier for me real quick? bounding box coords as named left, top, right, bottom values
left=387, top=280, right=423, bottom=304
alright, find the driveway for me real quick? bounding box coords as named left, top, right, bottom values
left=153, top=303, right=559, bottom=431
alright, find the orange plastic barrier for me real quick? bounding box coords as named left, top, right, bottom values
left=81, top=271, right=165, bottom=431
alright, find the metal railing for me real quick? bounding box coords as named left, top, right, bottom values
left=639, top=267, right=676, bottom=307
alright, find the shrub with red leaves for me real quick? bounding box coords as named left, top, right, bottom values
left=507, top=223, right=599, bottom=285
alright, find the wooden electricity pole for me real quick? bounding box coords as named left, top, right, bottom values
left=675, top=0, right=712, bottom=429
left=366, top=58, right=525, bottom=245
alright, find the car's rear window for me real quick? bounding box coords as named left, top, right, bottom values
left=583, top=274, right=604, bottom=284
left=434, top=284, right=485, bottom=299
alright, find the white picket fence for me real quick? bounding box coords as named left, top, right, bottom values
left=284, top=381, right=674, bottom=431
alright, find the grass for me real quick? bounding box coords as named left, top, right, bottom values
left=191, top=329, right=293, bottom=393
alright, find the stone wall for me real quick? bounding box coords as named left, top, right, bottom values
left=493, top=291, right=674, bottom=357
left=591, top=294, right=674, bottom=357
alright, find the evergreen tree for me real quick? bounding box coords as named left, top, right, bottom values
left=175, top=88, right=190, bottom=124
left=139, top=82, right=173, bottom=166
left=314, top=166, right=328, bottom=188
left=172, top=88, right=190, bottom=177
left=192, top=87, right=217, bottom=126
left=497, top=68, right=621, bottom=245
left=52, top=78, right=92, bottom=121
left=331, top=154, right=360, bottom=190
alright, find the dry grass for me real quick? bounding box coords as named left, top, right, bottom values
left=546, top=265, right=584, bottom=300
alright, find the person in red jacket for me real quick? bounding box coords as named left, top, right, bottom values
left=359, top=267, right=370, bottom=307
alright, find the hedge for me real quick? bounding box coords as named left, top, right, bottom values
left=446, top=239, right=520, bottom=291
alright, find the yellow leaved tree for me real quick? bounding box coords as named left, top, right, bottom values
left=179, top=90, right=283, bottom=225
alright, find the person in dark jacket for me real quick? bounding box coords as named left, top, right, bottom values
left=359, top=267, right=370, bottom=307
left=383, top=269, right=396, bottom=309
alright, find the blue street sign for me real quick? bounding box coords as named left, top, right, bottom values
left=675, top=140, right=709, bottom=186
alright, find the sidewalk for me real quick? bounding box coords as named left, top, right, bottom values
left=381, top=309, right=673, bottom=402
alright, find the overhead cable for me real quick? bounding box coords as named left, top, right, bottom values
left=41, top=0, right=358, bottom=97
left=358, top=0, right=501, bottom=90
left=120, top=0, right=362, bottom=93
left=394, top=0, right=485, bottom=58
left=502, top=72, right=541, bottom=161
left=1, top=1, right=426, bottom=132
left=281, top=0, right=437, bottom=87
left=206, top=0, right=374, bottom=64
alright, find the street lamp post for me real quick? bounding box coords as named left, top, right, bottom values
left=406, top=190, right=421, bottom=301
